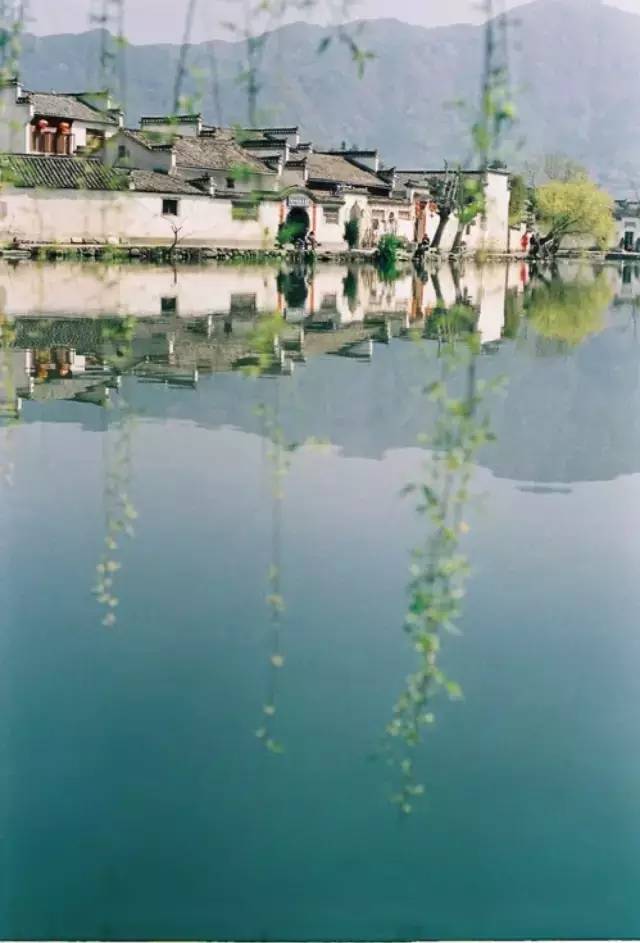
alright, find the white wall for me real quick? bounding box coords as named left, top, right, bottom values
left=0, top=187, right=282, bottom=248
left=0, top=85, right=31, bottom=154
left=139, top=118, right=201, bottom=137
left=420, top=172, right=510, bottom=253
left=102, top=132, right=175, bottom=174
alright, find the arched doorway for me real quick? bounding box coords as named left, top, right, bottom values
left=282, top=206, right=310, bottom=244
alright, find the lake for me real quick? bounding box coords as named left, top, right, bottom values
left=1, top=257, right=640, bottom=940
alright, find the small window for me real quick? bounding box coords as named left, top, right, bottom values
left=226, top=177, right=235, bottom=189
left=321, top=294, right=337, bottom=310
left=230, top=293, right=257, bottom=314
left=162, top=198, right=179, bottom=216
left=231, top=202, right=259, bottom=221
left=324, top=208, right=339, bottom=224
left=161, top=296, right=177, bottom=315
left=117, top=144, right=128, bottom=159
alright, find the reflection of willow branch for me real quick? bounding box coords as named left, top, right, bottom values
left=255, top=390, right=288, bottom=755
left=93, top=317, right=138, bottom=628
left=240, top=311, right=291, bottom=752
left=0, top=313, right=18, bottom=486
left=386, top=336, right=502, bottom=814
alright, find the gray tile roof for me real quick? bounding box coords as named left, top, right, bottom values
left=0, top=154, right=127, bottom=190
left=307, top=153, right=389, bottom=190
left=172, top=132, right=270, bottom=174
left=120, top=128, right=174, bottom=151
left=28, top=92, right=118, bottom=125
left=129, top=169, right=204, bottom=195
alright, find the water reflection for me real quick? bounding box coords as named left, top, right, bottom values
left=3, top=258, right=640, bottom=939
left=0, top=261, right=630, bottom=747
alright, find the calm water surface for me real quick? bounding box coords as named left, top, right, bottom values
left=1, top=259, right=640, bottom=940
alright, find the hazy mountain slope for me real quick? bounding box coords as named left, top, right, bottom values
left=17, top=0, right=640, bottom=191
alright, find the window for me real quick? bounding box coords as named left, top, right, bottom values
left=117, top=144, right=128, bottom=160
left=321, top=294, right=337, bottom=310
left=323, top=208, right=339, bottom=224
left=226, top=177, right=236, bottom=189
left=161, top=296, right=177, bottom=315
left=86, top=130, right=105, bottom=151
left=230, top=293, right=257, bottom=314
left=398, top=210, right=411, bottom=220
left=231, top=202, right=259, bottom=221
left=162, top=198, right=179, bottom=216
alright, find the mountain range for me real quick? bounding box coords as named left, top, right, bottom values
left=16, top=0, right=640, bottom=193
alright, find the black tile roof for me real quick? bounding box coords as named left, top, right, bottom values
left=129, top=169, right=204, bottom=195
left=28, top=92, right=118, bottom=125
left=0, top=154, right=127, bottom=190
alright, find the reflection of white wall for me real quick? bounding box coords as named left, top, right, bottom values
left=0, top=350, right=33, bottom=401
left=0, top=263, right=280, bottom=318
left=472, top=265, right=508, bottom=344
left=1, top=260, right=522, bottom=347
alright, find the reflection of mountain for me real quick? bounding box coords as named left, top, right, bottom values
left=15, top=303, right=640, bottom=484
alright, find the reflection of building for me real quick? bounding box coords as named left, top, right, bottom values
left=1, top=262, right=537, bottom=409
left=0, top=260, right=524, bottom=345
left=0, top=349, right=34, bottom=416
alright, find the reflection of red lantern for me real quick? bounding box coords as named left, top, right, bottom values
left=37, top=118, right=48, bottom=131
left=59, top=122, right=70, bottom=134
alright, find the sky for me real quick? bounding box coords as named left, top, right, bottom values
left=21, top=0, right=640, bottom=44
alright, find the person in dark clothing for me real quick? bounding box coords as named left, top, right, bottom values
left=414, top=234, right=431, bottom=265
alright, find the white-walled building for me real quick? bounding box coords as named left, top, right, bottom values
left=0, top=106, right=513, bottom=253
left=0, top=78, right=121, bottom=156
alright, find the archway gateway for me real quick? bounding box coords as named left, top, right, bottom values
left=283, top=206, right=310, bottom=243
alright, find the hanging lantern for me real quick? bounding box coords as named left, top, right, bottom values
left=59, top=122, right=70, bottom=134
left=37, top=118, right=48, bottom=131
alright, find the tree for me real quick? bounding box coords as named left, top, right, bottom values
left=508, top=174, right=528, bottom=226
left=344, top=218, right=360, bottom=249
left=535, top=176, right=614, bottom=249
left=524, top=273, right=612, bottom=347
left=451, top=175, right=484, bottom=252
left=523, top=154, right=588, bottom=188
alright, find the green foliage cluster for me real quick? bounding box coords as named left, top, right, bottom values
left=535, top=176, right=614, bottom=248
left=387, top=338, right=503, bottom=813
left=508, top=174, right=528, bottom=226
left=344, top=218, right=360, bottom=250
left=93, top=317, right=138, bottom=627
left=524, top=273, right=613, bottom=347
left=376, top=233, right=403, bottom=281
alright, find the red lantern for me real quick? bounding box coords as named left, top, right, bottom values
left=59, top=122, right=70, bottom=134
left=37, top=118, right=48, bottom=131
